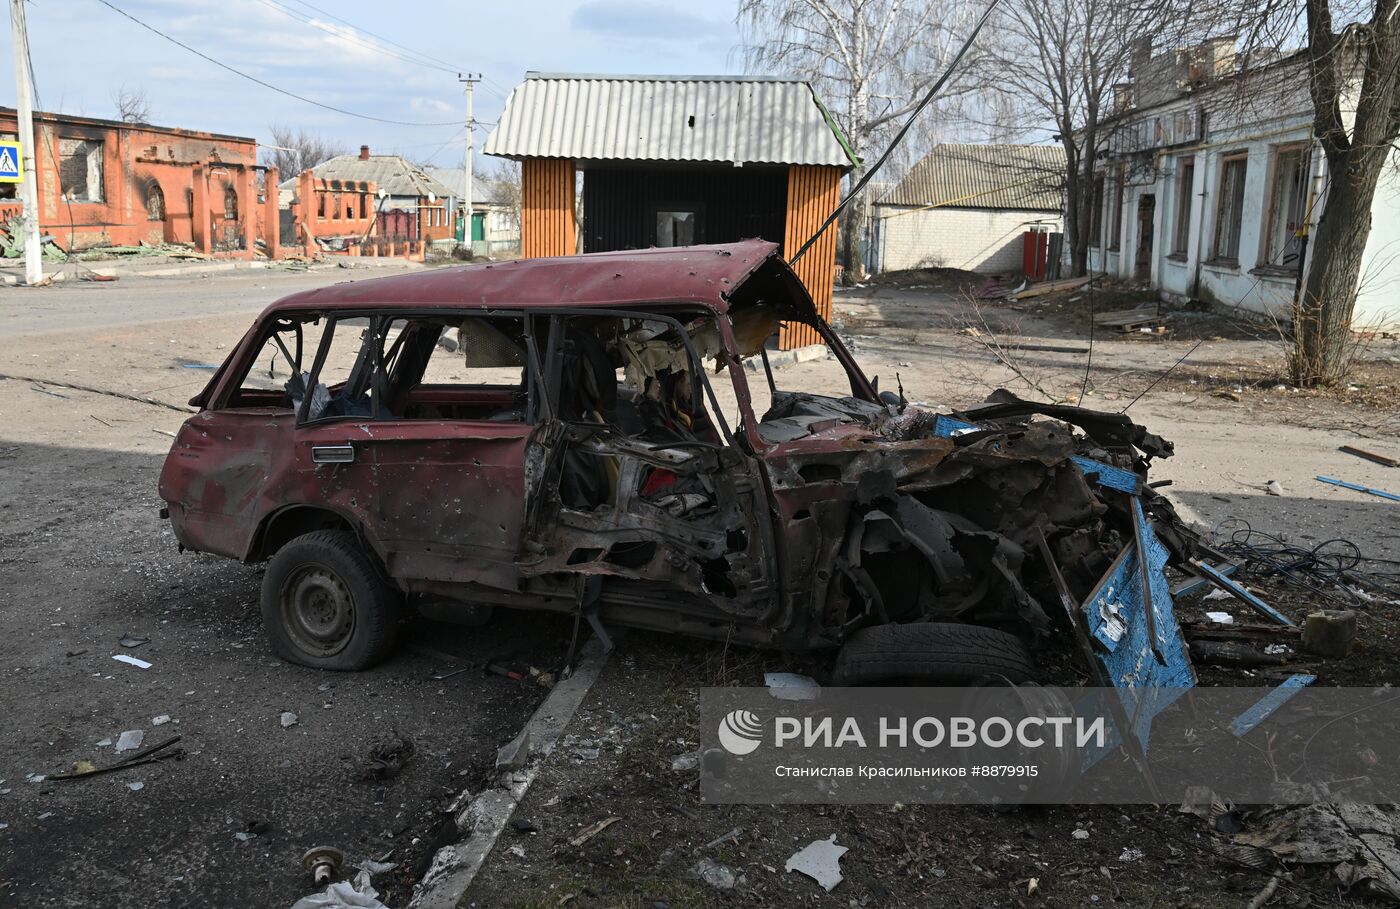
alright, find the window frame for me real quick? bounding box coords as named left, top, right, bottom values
left=57, top=136, right=105, bottom=204
left=648, top=201, right=704, bottom=248
left=1261, top=143, right=1310, bottom=271
left=1171, top=155, right=1195, bottom=257
left=1211, top=152, right=1249, bottom=264
left=1108, top=168, right=1125, bottom=252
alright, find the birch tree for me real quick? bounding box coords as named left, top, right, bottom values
left=738, top=0, right=981, bottom=281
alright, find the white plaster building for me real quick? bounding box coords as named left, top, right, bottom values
left=1084, top=41, right=1400, bottom=329
left=872, top=144, right=1064, bottom=275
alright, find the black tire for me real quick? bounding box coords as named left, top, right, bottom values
left=260, top=530, right=401, bottom=670
left=832, top=622, right=1035, bottom=685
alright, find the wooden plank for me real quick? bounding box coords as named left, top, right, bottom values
left=1010, top=275, right=1091, bottom=299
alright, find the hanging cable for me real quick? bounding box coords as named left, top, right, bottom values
left=93, top=0, right=461, bottom=127
left=251, top=0, right=459, bottom=75
left=788, top=0, right=1004, bottom=266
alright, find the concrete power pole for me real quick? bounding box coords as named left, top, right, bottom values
left=458, top=73, right=479, bottom=255
left=9, top=0, right=43, bottom=285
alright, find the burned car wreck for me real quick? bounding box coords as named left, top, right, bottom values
left=158, top=240, right=1264, bottom=701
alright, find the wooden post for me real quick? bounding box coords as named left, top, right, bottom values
left=191, top=165, right=210, bottom=255
left=262, top=166, right=281, bottom=260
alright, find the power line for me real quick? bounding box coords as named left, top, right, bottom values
left=788, top=0, right=1004, bottom=267
left=281, top=0, right=464, bottom=72
left=93, top=0, right=461, bottom=128
left=251, top=0, right=459, bottom=75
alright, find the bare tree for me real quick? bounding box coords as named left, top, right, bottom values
left=480, top=159, right=521, bottom=230
left=112, top=87, right=152, bottom=124
left=1287, top=0, right=1400, bottom=384
left=262, top=125, right=345, bottom=177
left=984, top=0, right=1185, bottom=277
left=738, top=0, right=983, bottom=281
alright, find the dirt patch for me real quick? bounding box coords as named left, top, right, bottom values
left=864, top=265, right=985, bottom=293
left=462, top=626, right=1395, bottom=909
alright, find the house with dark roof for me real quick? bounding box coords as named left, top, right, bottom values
left=871, top=144, right=1065, bottom=276
left=483, top=72, right=858, bottom=348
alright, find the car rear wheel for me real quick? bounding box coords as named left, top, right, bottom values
left=831, top=622, right=1035, bottom=685
left=260, top=530, right=401, bottom=671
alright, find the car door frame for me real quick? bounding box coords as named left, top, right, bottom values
left=293, top=307, right=543, bottom=592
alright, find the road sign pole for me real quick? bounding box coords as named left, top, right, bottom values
left=9, top=0, right=43, bottom=285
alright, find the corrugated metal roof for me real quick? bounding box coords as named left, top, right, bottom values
left=285, top=154, right=456, bottom=199
left=880, top=144, right=1065, bottom=211
left=483, top=73, right=857, bottom=168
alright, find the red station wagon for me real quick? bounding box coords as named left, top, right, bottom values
left=159, top=240, right=1179, bottom=680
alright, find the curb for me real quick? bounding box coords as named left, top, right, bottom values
left=743, top=343, right=828, bottom=373
left=0, top=257, right=426, bottom=285
left=408, top=637, right=611, bottom=909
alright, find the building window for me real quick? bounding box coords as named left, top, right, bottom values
left=1088, top=174, right=1105, bottom=248
left=145, top=182, right=165, bottom=222
left=1212, top=154, right=1248, bottom=262
left=1264, top=145, right=1309, bottom=270
left=1172, top=157, right=1195, bottom=256
left=58, top=138, right=104, bottom=203
left=1108, top=169, right=1125, bottom=251
left=654, top=208, right=699, bottom=247
left=224, top=186, right=239, bottom=222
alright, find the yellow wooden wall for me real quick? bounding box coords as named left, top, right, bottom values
left=521, top=158, right=576, bottom=258
left=781, top=165, right=842, bottom=349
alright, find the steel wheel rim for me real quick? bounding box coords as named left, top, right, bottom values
left=281, top=563, right=355, bottom=657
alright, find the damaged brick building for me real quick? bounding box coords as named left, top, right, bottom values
left=0, top=107, right=276, bottom=255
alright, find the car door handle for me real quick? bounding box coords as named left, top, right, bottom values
left=312, top=444, right=356, bottom=464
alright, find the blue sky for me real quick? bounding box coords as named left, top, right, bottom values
left=1, top=0, right=742, bottom=167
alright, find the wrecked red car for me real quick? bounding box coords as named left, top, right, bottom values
left=158, top=239, right=1187, bottom=677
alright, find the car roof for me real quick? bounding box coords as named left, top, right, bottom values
left=266, top=239, right=784, bottom=315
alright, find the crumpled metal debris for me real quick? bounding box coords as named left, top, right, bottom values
left=1227, top=804, right=1400, bottom=900
left=785, top=835, right=848, bottom=892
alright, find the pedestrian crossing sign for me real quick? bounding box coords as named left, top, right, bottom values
left=0, top=141, right=23, bottom=183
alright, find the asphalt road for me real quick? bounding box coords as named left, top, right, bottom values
left=0, top=267, right=568, bottom=908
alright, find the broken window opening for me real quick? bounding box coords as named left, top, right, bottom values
left=1212, top=154, right=1248, bottom=262
left=1171, top=156, right=1194, bottom=256
left=226, top=315, right=326, bottom=411
left=1264, top=145, right=1309, bottom=270
left=298, top=315, right=378, bottom=424
left=651, top=203, right=702, bottom=248
left=146, top=181, right=166, bottom=222
left=377, top=314, right=531, bottom=422
left=58, top=137, right=103, bottom=203
left=224, top=186, right=238, bottom=222
left=1108, top=168, right=1124, bottom=251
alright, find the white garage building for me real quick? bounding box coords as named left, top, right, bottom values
left=871, top=144, right=1065, bottom=275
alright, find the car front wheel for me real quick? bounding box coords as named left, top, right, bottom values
left=260, top=530, right=401, bottom=670
left=831, top=622, right=1035, bottom=686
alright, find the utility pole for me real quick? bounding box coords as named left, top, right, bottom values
left=458, top=73, right=479, bottom=255
left=9, top=0, right=42, bottom=285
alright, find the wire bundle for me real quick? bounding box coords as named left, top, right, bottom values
left=1209, top=517, right=1400, bottom=606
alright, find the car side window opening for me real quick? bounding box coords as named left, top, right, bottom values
left=226, top=315, right=329, bottom=411
left=379, top=314, right=532, bottom=421
left=298, top=315, right=377, bottom=423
